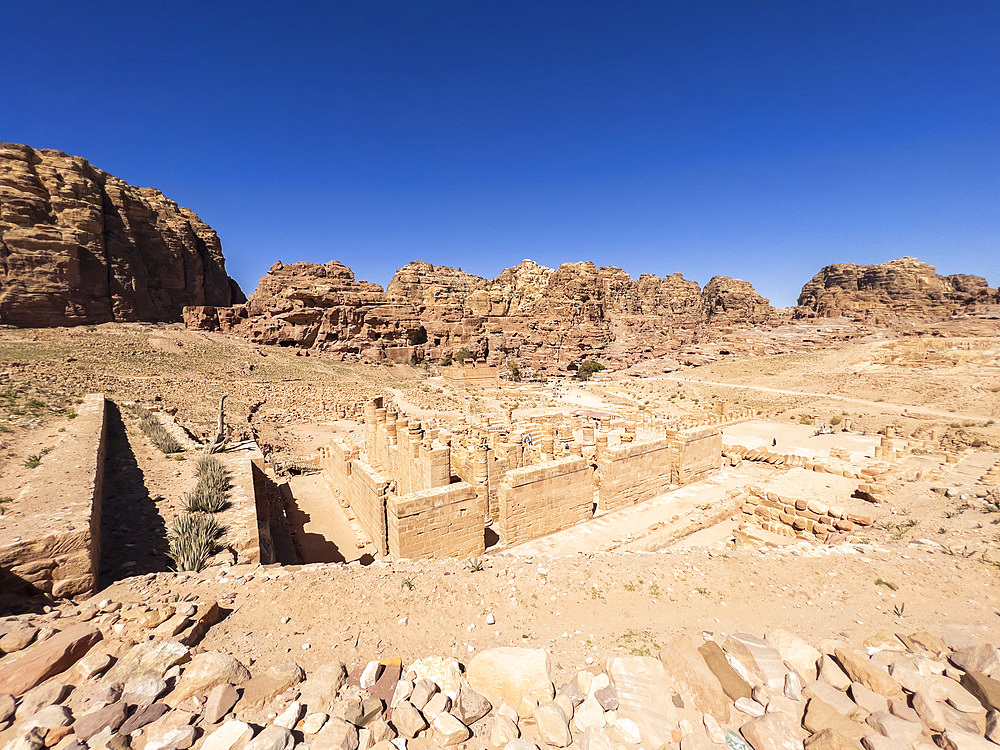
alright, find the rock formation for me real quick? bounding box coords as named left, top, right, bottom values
left=186, top=258, right=777, bottom=371
left=0, top=143, right=244, bottom=326
left=796, top=257, right=997, bottom=322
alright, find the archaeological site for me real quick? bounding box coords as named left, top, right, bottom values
left=1, top=141, right=999, bottom=750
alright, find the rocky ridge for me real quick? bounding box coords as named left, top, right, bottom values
left=185, top=260, right=778, bottom=372
left=1, top=569, right=999, bottom=750
left=796, top=258, right=998, bottom=324
left=0, top=143, right=244, bottom=327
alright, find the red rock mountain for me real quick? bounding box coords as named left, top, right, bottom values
left=186, top=258, right=778, bottom=370
left=796, top=257, right=998, bottom=323
left=0, top=143, right=244, bottom=326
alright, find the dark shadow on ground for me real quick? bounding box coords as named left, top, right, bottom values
left=485, top=525, right=500, bottom=550
left=281, top=482, right=346, bottom=564
left=98, top=401, right=168, bottom=587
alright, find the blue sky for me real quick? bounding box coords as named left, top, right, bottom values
left=3, top=1, right=997, bottom=306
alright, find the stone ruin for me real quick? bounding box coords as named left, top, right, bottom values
left=316, top=398, right=756, bottom=559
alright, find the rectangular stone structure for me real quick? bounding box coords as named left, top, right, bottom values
left=387, top=482, right=485, bottom=559
left=497, top=456, right=594, bottom=546
left=667, top=425, right=722, bottom=484
left=0, top=394, right=107, bottom=600
left=596, top=438, right=673, bottom=512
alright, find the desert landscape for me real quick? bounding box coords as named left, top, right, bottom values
left=1, top=140, right=999, bottom=750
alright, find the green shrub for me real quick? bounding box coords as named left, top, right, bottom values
left=168, top=513, right=222, bottom=572
left=575, top=360, right=606, bottom=381
left=127, top=403, right=183, bottom=454
left=830, top=416, right=842, bottom=426
left=507, top=361, right=521, bottom=381
left=454, top=348, right=472, bottom=364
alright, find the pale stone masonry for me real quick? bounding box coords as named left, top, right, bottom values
left=497, top=457, right=594, bottom=546
left=0, top=394, right=107, bottom=599
left=320, top=397, right=730, bottom=558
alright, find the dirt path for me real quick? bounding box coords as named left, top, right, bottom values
left=284, top=473, right=375, bottom=564
left=663, top=375, right=994, bottom=420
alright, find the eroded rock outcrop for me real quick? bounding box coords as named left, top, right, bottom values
left=796, top=257, right=997, bottom=322
left=188, top=258, right=776, bottom=370
left=0, top=143, right=244, bottom=326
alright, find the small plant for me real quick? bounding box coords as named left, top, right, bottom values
left=799, top=416, right=812, bottom=425
left=401, top=577, right=415, bottom=591
left=507, top=361, right=521, bottom=382
left=127, top=404, right=183, bottom=454
left=440, top=356, right=453, bottom=366
left=466, top=557, right=484, bottom=573
left=454, top=348, right=472, bottom=364
left=185, top=456, right=230, bottom=513
left=830, top=416, right=842, bottom=426
left=23, top=447, right=53, bottom=469
left=591, top=586, right=604, bottom=600
left=0, top=496, right=12, bottom=516
left=695, top=587, right=710, bottom=596
left=875, top=578, right=899, bottom=591
left=167, top=513, right=222, bottom=572
left=892, top=602, right=906, bottom=618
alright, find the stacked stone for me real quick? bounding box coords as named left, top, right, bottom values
left=741, top=487, right=873, bottom=541
left=2, top=596, right=1000, bottom=750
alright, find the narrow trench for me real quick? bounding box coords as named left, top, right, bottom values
left=98, top=402, right=169, bottom=587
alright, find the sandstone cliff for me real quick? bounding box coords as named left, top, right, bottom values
left=0, top=143, right=244, bottom=326
left=187, top=257, right=777, bottom=371
left=796, top=257, right=997, bottom=322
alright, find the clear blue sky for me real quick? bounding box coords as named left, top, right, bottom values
left=3, top=1, right=997, bottom=306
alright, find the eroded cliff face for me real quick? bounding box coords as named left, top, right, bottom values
left=0, top=143, right=244, bottom=326
left=796, top=257, right=998, bottom=322
left=188, top=257, right=778, bottom=371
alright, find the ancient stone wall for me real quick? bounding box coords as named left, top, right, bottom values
left=595, top=438, right=674, bottom=512
left=668, top=425, right=722, bottom=484
left=318, top=438, right=391, bottom=557
left=217, top=449, right=274, bottom=565
left=387, top=482, right=485, bottom=559
left=366, top=398, right=451, bottom=495
left=0, top=394, right=107, bottom=600
left=497, top=457, right=594, bottom=546
left=440, top=361, right=500, bottom=388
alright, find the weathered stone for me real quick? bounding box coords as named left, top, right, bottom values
left=18, top=704, right=74, bottom=735
left=534, top=702, right=571, bottom=748
left=987, top=710, right=1000, bottom=743
left=0, top=624, right=101, bottom=697
left=580, top=725, right=614, bottom=750
left=726, top=633, right=787, bottom=692
left=122, top=676, right=168, bottom=707
left=605, top=656, right=676, bottom=750
left=467, top=648, right=553, bottom=719
left=168, top=652, right=251, bottom=707
left=274, top=701, right=303, bottom=730
left=939, top=728, right=997, bottom=750
left=72, top=702, right=128, bottom=742
left=302, top=713, right=328, bottom=735
left=735, top=697, right=766, bottom=717
left=365, top=718, right=394, bottom=744
left=389, top=699, right=426, bottom=739
left=803, top=698, right=868, bottom=743
left=803, top=681, right=862, bottom=717
left=739, top=712, right=802, bottom=750
left=146, top=725, right=198, bottom=750
left=16, top=682, right=69, bottom=719
left=593, top=685, right=617, bottom=711
left=407, top=657, right=462, bottom=700
left=803, top=729, right=860, bottom=750
left=865, top=710, right=921, bottom=743
left=819, top=655, right=852, bottom=691
left=311, top=718, right=359, bottom=750
left=961, top=671, right=1000, bottom=712
left=239, top=661, right=304, bottom=709
left=368, top=661, right=400, bottom=707
left=203, top=683, right=240, bottom=724
left=951, top=645, right=1000, bottom=675
left=699, top=640, right=753, bottom=701
left=73, top=650, right=113, bottom=681
left=118, top=703, right=169, bottom=734
left=848, top=684, right=887, bottom=715
left=298, top=662, right=347, bottom=713
left=833, top=648, right=901, bottom=698
left=454, top=685, right=491, bottom=724
left=0, top=693, right=15, bottom=723
left=767, top=629, right=822, bottom=680
left=408, top=680, right=437, bottom=711
left=660, top=634, right=731, bottom=721
left=423, top=692, right=451, bottom=717
left=201, top=720, right=255, bottom=750
left=490, top=715, right=520, bottom=746
left=0, top=625, right=37, bottom=654
left=103, top=640, right=189, bottom=684
left=572, top=696, right=605, bottom=733
left=502, top=741, right=539, bottom=750
left=244, top=726, right=295, bottom=750
left=430, top=711, right=470, bottom=746
left=344, top=698, right=383, bottom=728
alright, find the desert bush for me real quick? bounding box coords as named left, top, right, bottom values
left=127, top=404, right=183, bottom=454
left=168, top=513, right=222, bottom=572
left=454, top=348, right=472, bottom=364
left=830, top=415, right=842, bottom=426
left=575, top=360, right=606, bottom=381
left=185, top=454, right=230, bottom=512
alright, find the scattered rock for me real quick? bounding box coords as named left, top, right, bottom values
left=467, top=648, right=554, bottom=719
